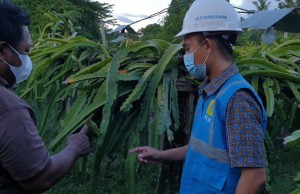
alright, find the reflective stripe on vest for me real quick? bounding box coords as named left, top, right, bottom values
left=190, top=135, right=230, bottom=164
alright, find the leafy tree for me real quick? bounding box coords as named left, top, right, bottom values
left=252, top=0, right=271, bottom=10
left=135, top=0, right=193, bottom=41
left=12, top=0, right=76, bottom=38
left=237, top=29, right=263, bottom=46
left=161, top=0, right=191, bottom=42
left=11, top=0, right=114, bottom=41
left=276, top=0, right=300, bottom=8
left=67, top=0, right=115, bottom=41
left=140, top=24, right=164, bottom=40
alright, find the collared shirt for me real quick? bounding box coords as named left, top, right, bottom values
left=198, top=64, right=265, bottom=168
left=0, top=77, right=10, bottom=88
left=0, top=78, right=51, bottom=193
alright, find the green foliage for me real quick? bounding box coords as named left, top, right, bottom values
left=276, top=0, right=300, bottom=8
left=135, top=0, right=189, bottom=42
left=236, top=40, right=300, bottom=140
left=67, top=0, right=115, bottom=41
left=44, top=154, right=160, bottom=194
left=268, top=148, right=300, bottom=194
left=12, top=0, right=114, bottom=41
left=237, top=29, right=264, bottom=46
left=12, top=0, right=75, bottom=39
left=284, top=130, right=300, bottom=148
left=140, top=24, right=164, bottom=41
left=160, top=0, right=191, bottom=42
left=126, top=132, right=140, bottom=194
left=252, top=0, right=272, bottom=11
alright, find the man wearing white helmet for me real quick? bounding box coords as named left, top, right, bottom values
left=130, top=0, right=267, bottom=193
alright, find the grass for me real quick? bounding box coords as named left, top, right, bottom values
left=268, top=147, right=300, bottom=194
left=42, top=145, right=300, bottom=194
left=43, top=148, right=300, bottom=194
left=45, top=155, right=160, bottom=194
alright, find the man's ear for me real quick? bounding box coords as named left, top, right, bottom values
left=204, top=38, right=214, bottom=55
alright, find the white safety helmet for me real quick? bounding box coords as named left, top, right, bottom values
left=175, top=0, right=242, bottom=37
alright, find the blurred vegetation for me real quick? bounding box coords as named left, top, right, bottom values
left=11, top=0, right=115, bottom=41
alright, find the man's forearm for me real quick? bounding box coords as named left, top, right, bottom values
left=235, top=168, right=266, bottom=194
left=160, top=145, right=188, bottom=161
left=20, top=145, right=79, bottom=193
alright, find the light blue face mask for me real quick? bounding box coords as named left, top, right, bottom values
left=3, top=44, right=33, bottom=84
left=183, top=40, right=209, bottom=80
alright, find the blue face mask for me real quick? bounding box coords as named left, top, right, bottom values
left=3, top=44, right=33, bottom=84
left=183, top=41, right=209, bottom=80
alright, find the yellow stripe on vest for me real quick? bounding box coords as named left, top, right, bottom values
left=206, top=99, right=215, bottom=117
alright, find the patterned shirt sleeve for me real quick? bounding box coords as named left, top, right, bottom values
left=225, top=89, right=265, bottom=168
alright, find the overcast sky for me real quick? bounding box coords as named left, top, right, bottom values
left=96, top=0, right=279, bottom=30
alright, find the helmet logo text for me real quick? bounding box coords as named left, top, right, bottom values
left=195, top=15, right=227, bottom=21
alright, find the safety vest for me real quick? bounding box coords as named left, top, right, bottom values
left=180, top=73, right=267, bottom=194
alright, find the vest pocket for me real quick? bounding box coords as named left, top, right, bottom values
left=190, top=163, right=228, bottom=191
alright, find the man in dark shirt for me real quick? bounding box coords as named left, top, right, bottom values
left=0, top=1, right=91, bottom=193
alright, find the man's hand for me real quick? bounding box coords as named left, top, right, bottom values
left=67, top=125, right=91, bottom=158
left=129, top=146, right=163, bottom=164
left=19, top=125, right=92, bottom=193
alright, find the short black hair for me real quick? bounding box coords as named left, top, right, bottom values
left=194, top=32, right=238, bottom=61
left=0, top=0, right=30, bottom=47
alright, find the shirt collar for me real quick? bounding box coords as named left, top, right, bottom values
left=0, top=77, right=11, bottom=88
left=198, top=63, right=239, bottom=96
